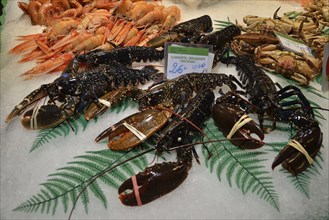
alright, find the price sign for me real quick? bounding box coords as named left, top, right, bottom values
left=165, top=43, right=214, bottom=79
left=274, top=31, right=314, bottom=56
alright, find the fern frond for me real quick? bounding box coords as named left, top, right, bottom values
left=203, top=119, right=280, bottom=211
left=214, top=19, right=235, bottom=30
left=14, top=148, right=148, bottom=215
left=30, top=115, right=90, bottom=152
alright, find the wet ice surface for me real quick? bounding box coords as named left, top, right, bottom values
left=1, top=1, right=329, bottom=219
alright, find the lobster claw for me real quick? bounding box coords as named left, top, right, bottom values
left=212, top=102, right=264, bottom=149
left=5, top=84, right=50, bottom=123
left=21, top=105, right=74, bottom=130
left=95, top=108, right=171, bottom=150
left=118, top=161, right=189, bottom=206
left=272, top=125, right=323, bottom=175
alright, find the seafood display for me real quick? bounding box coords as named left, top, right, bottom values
left=233, top=2, right=328, bottom=85
left=10, top=0, right=181, bottom=78
left=5, top=46, right=164, bottom=129
left=1, top=0, right=329, bottom=219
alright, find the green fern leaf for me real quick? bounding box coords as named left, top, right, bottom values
left=214, top=19, right=234, bottom=30
left=203, top=119, right=280, bottom=211
left=14, top=148, right=149, bottom=215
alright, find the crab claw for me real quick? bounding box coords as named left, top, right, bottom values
left=272, top=125, right=322, bottom=175
left=212, top=102, right=264, bottom=149
left=21, top=105, right=74, bottom=130
left=118, top=161, right=190, bottom=206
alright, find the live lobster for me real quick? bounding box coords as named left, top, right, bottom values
left=221, top=54, right=323, bottom=175
left=5, top=46, right=164, bottom=129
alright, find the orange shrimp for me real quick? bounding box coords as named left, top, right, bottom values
left=162, top=5, right=180, bottom=31
left=136, top=24, right=160, bottom=46
left=9, top=33, right=45, bottom=54
left=49, top=30, right=80, bottom=51
left=21, top=52, right=74, bottom=79
left=45, top=19, right=80, bottom=41
left=107, top=19, right=126, bottom=40
left=51, top=0, right=71, bottom=11
left=27, top=0, right=43, bottom=25
left=60, top=0, right=83, bottom=19
left=111, top=21, right=134, bottom=45
left=63, top=32, right=93, bottom=52
left=112, top=0, right=134, bottom=17
left=123, top=27, right=145, bottom=46
left=135, top=7, right=164, bottom=27
left=128, top=1, right=156, bottom=21
left=78, top=11, right=112, bottom=32
left=72, top=34, right=105, bottom=53
left=17, top=2, right=30, bottom=15
left=19, top=50, right=45, bottom=63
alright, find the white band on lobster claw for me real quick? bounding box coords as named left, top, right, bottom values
left=98, top=98, right=112, bottom=107
left=30, top=105, right=41, bottom=129
left=122, top=122, right=147, bottom=141
left=287, top=140, right=314, bottom=165
left=227, top=115, right=253, bottom=140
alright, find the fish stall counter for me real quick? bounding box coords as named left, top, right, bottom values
left=1, top=0, right=328, bottom=219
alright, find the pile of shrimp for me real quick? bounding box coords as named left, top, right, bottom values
left=10, top=0, right=181, bottom=79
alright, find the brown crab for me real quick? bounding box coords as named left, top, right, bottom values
left=254, top=44, right=322, bottom=85
left=230, top=32, right=279, bottom=56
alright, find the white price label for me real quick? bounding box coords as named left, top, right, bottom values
left=165, top=43, right=214, bottom=79
left=274, top=31, right=314, bottom=56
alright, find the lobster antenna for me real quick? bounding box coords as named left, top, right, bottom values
left=67, top=147, right=156, bottom=220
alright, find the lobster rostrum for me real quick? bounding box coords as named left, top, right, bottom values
left=5, top=46, right=164, bottom=129
left=118, top=89, right=215, bottom=206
